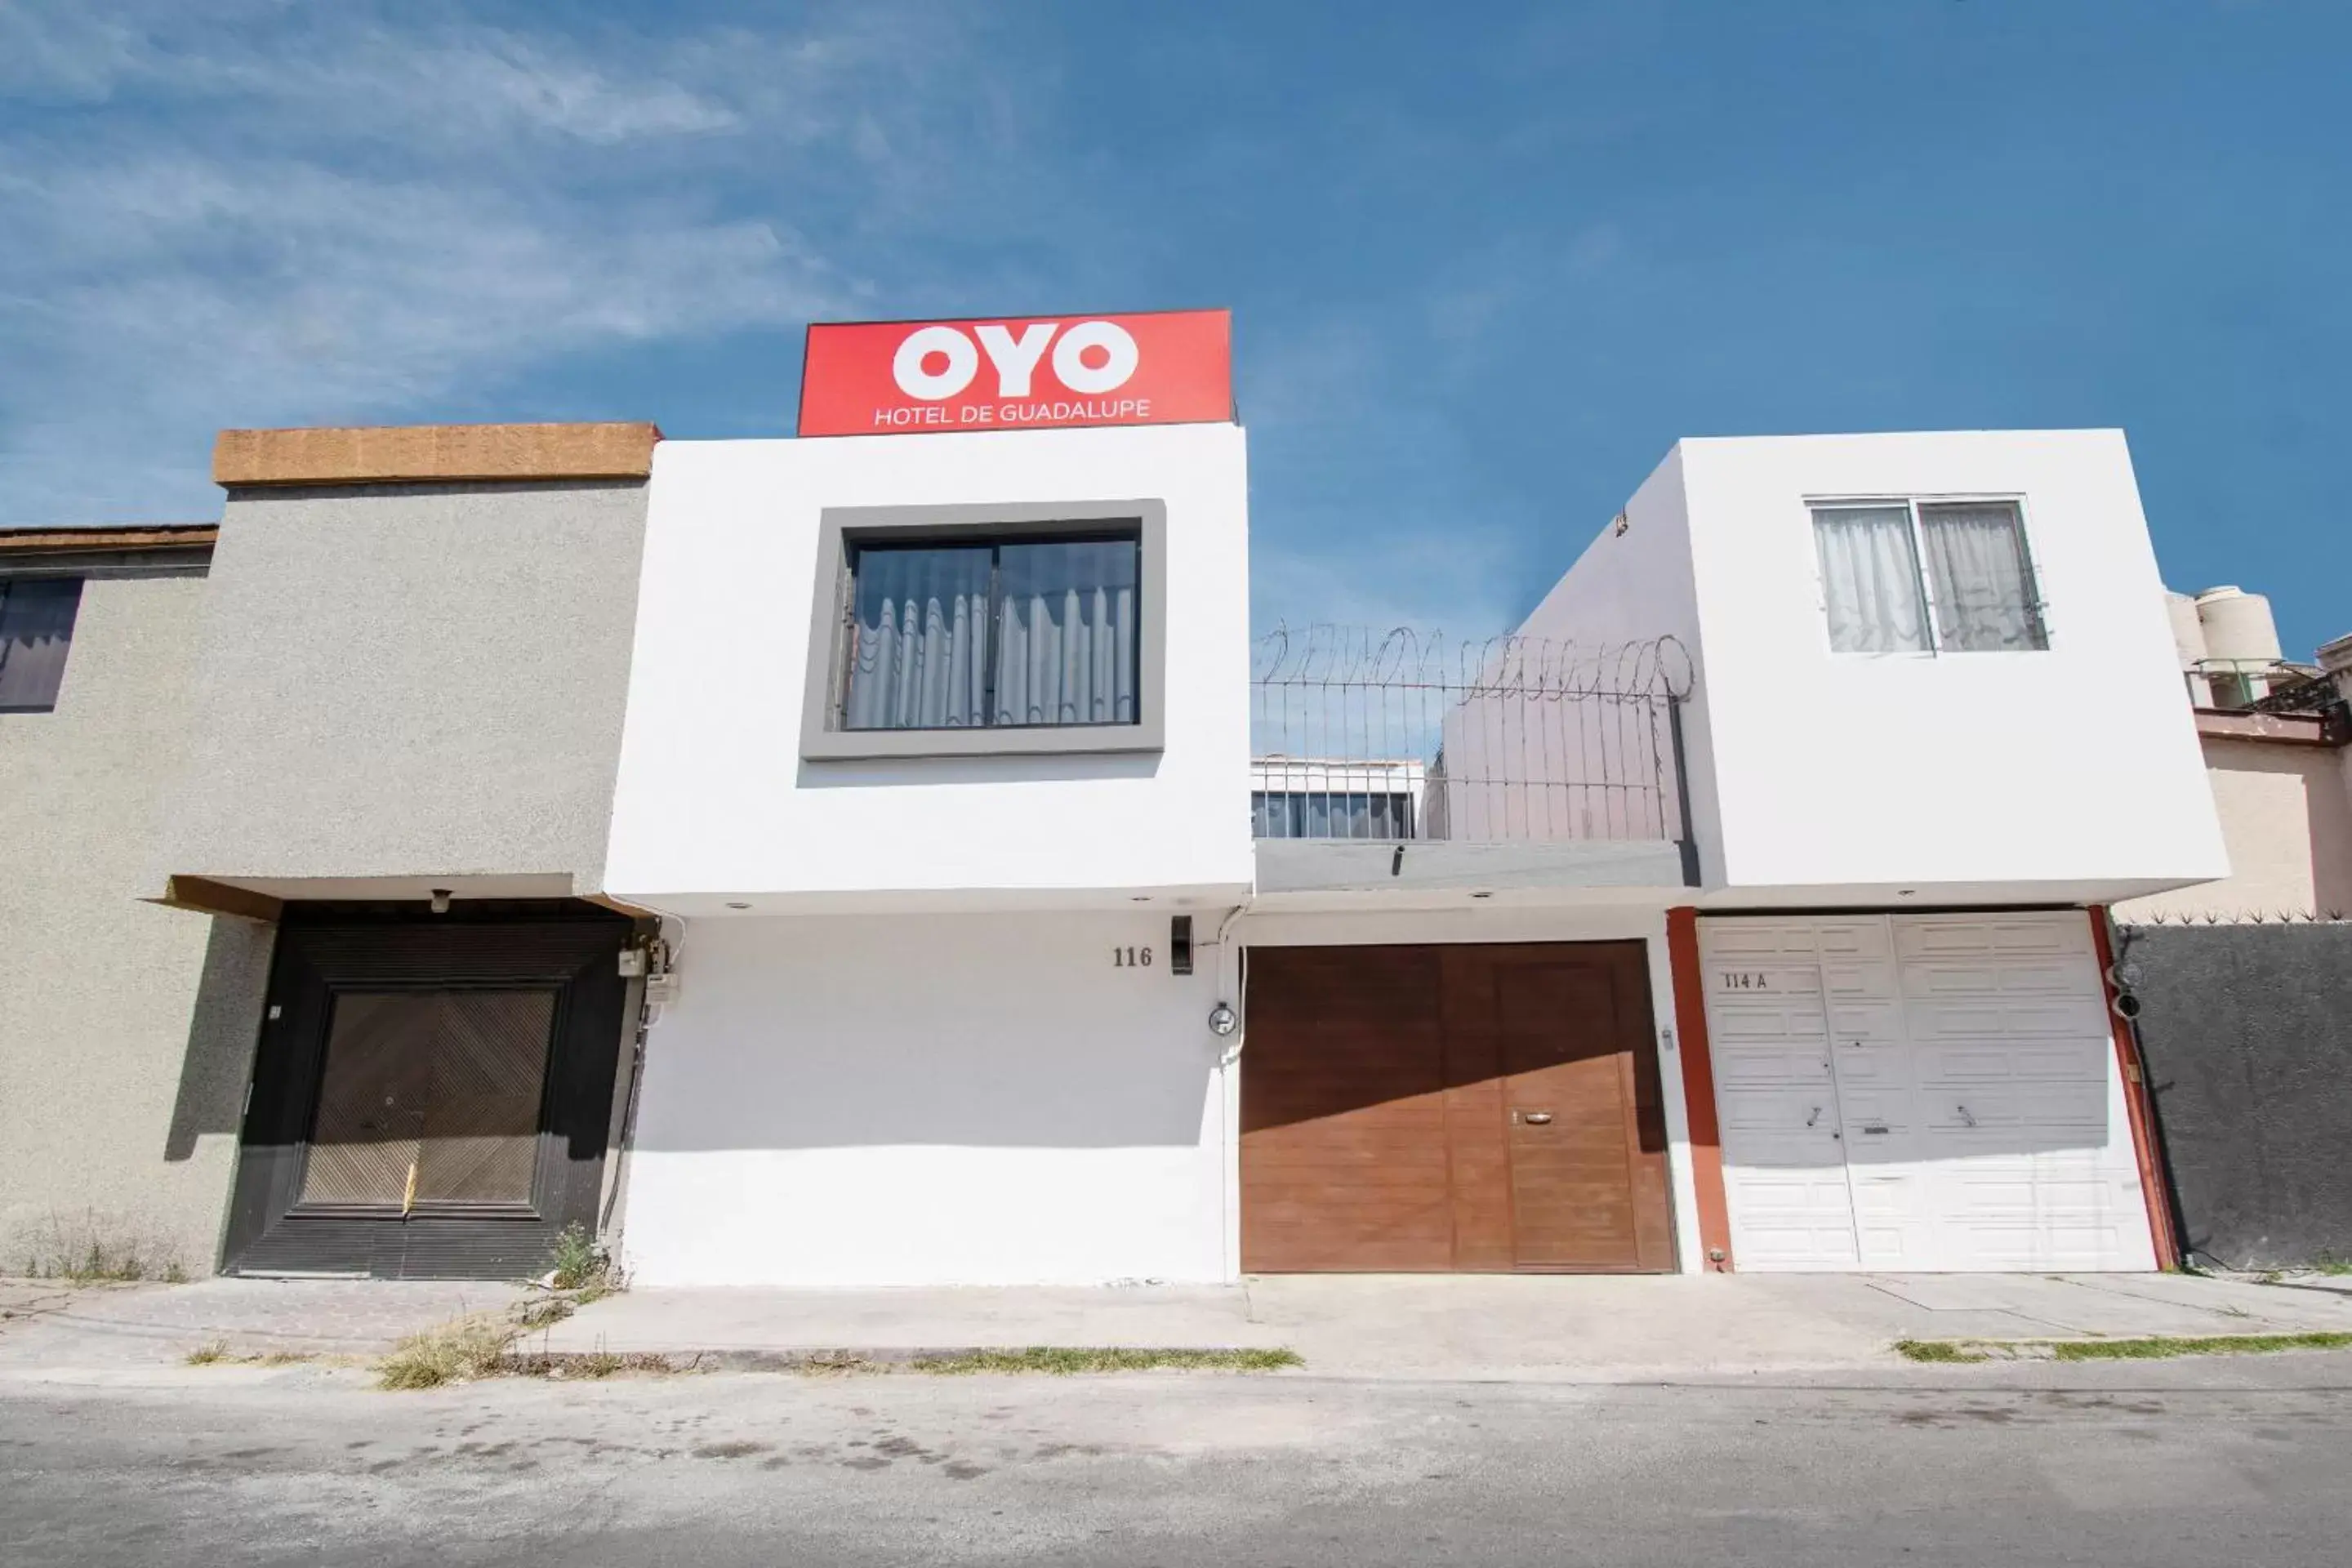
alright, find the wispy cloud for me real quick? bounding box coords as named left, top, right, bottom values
left=0, top=1, right=996, bottom=521
left=1241, top=317, right=1533, bottom=637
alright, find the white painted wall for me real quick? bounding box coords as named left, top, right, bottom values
left=1526, top=430, right=2227, bottom=905
left=620, top=911, right=1232, bottom=1286
left=604, top=423, right=1254, bottom=911
left=1498, top=448, right=1722, bottom=878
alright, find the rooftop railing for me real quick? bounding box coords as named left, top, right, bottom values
left=1250, top=626, right=1695, bottom=849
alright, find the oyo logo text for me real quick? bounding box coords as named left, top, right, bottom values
left=890, top=319, right=1141, bottom=401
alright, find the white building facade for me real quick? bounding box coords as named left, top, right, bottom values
left=604, top=421, right=1256, bottom=1285
left=601, top=416, right=2225, bottom=1285
left=1521, top=430, right=2226, bottom=1273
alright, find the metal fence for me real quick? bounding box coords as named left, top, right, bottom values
left=1250, top=626, right=1695, bottom=844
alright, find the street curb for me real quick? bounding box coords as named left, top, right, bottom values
left=499, top=1346, right=1300, bottom=1374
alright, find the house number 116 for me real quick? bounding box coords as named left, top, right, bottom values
left=1113, top=946, right=1154, bottom=968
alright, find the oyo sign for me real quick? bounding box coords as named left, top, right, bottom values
left=798, top=309, right=1232, bottom=437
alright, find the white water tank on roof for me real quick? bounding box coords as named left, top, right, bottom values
left=2165, top=591, right=2210, bottom=668
left=2194, top=586, right=2283, bottom=666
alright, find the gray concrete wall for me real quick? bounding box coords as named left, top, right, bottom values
left=160, top=480, right=650, bottom=893
left=0, top=564, right=274, bottom=1278
left=2119, top=920, right=2352, bottom=1269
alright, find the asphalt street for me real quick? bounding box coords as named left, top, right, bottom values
left=6, top=1356, right=2351, bottom=1566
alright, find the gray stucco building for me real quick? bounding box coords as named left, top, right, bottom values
left=1, top=425, right=660, bottom=1278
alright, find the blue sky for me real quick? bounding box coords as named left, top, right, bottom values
left=2, top=1, right=2345, bottom=653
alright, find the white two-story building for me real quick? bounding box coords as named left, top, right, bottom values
left=0, top=309, right=2225, bottom=1284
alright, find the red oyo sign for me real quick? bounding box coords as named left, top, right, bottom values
left=798, top=309, right=1232, bottom=437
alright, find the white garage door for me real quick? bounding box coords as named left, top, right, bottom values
left=1699, top=912, right=2156, bottom=1273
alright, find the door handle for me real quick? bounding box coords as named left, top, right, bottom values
left=1805, top=1106, right=1822, bottom=1128
left=1955, top=1104, right=1977, bottom=1128
left=1520, top=1111, right=1553, bottom=1125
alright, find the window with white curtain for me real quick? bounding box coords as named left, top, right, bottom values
left=840, top=532, right=1141, bottom=731
left=1811, top=500, right=2046, bottom=654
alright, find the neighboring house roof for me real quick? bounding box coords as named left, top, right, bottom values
left=2194, top=707, right=2349, bottom=747
left=212, top=422, right=662, bottom=488
left=0, top=524, right=219, bottom=563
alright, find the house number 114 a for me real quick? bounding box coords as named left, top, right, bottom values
left=1113, top=946, right=1154, bottom=968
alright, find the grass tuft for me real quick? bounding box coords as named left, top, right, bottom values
left=12, top=1212, right=185, bottom=1285
left=906, top=1347, right=1303, bottom=1376
left=1894, top=1339, right=1990, bottom=1365
left=2050, top=1331, right=2352, bottom=1362
left=514, top=1296, right=575, bottom=1331
left=501, top=1349, right=678, bottom=1379
left=185, top=1341, right=318, bottom=1369
left=546, top=1224, right=614, bottom=1293
left=376, top=1314, right=517, bottom=1390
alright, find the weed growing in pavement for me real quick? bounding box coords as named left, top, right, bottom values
left=1895, top=1331, right=2352, bottom=1364
left=185, top=1340, right=318, bottom=1369
left=546, top=1224, right=617, bottom=1293
left=11, top=1210, right=185, bottom=1285
left=1893, top=1340, right=1991, bottom=1365
left=2050, top=1331, right=2352, bottom=1361
left=376, top=1315, right=519, bottom=1389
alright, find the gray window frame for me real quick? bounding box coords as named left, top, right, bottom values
left=800, top=499, right=1168, bottom=760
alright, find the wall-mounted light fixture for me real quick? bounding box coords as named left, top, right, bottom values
left=1169, top=915, right=1194, bottom=975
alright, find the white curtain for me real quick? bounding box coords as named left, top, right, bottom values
left=1919, top=503, right=2042, bottom=651
left=1814, top=507, right=1928, bottom=653
left=841, top=540, right=1138, bottom=730
left=844, top=551, right=989, bottom=729
left=995, top=581, right=1136, bottom=725
left=0, top=577, right=82, bottom=712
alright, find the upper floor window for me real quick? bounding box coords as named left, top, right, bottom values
left=801, top=501, right=1167, bottom=761
left=842, top=532, right=1140, bottom=731
left=1811, top=499, right=2047, bottom=654
left=0, top=577, right=83, bottom=713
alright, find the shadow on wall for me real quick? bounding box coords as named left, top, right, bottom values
left=626, top=915, right=1223, bottom=1152
left=792, top=750, right=1164, bottom=791
left=2311, top=754, right=2352, bottom=915
left=2123, top=920, right=2352, bottom=1268
left=163, top=914, right=276, bottom=1161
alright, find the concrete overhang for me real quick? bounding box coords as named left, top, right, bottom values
left=1692, top=879, right=2223, bottom=911
left=599, top=884, right=1258, bottom=919
left=1253, top=839, right=1695, bottom=897
left=153, top=872, right=632, bottom=921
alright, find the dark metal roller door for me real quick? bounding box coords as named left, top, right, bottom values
left=1241, top=941, right=1674, bottom=1272
left=222, top=902, right=636, bottom=1281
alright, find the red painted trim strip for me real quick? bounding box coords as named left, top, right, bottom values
left=1665, top=907, right=1735, bottom=1272
left=2088, top=906, right=2182, bottom=1271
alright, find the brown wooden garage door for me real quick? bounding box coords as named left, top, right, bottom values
left=1241, top=941, right=1673, bottom=1272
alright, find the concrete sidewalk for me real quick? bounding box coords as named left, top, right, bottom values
left=0, top=1277, right=528, bottom=1370
left=6, top=1270, right=2349, bottom=1383
left=536, top=1271, right=2352, bottom=1379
